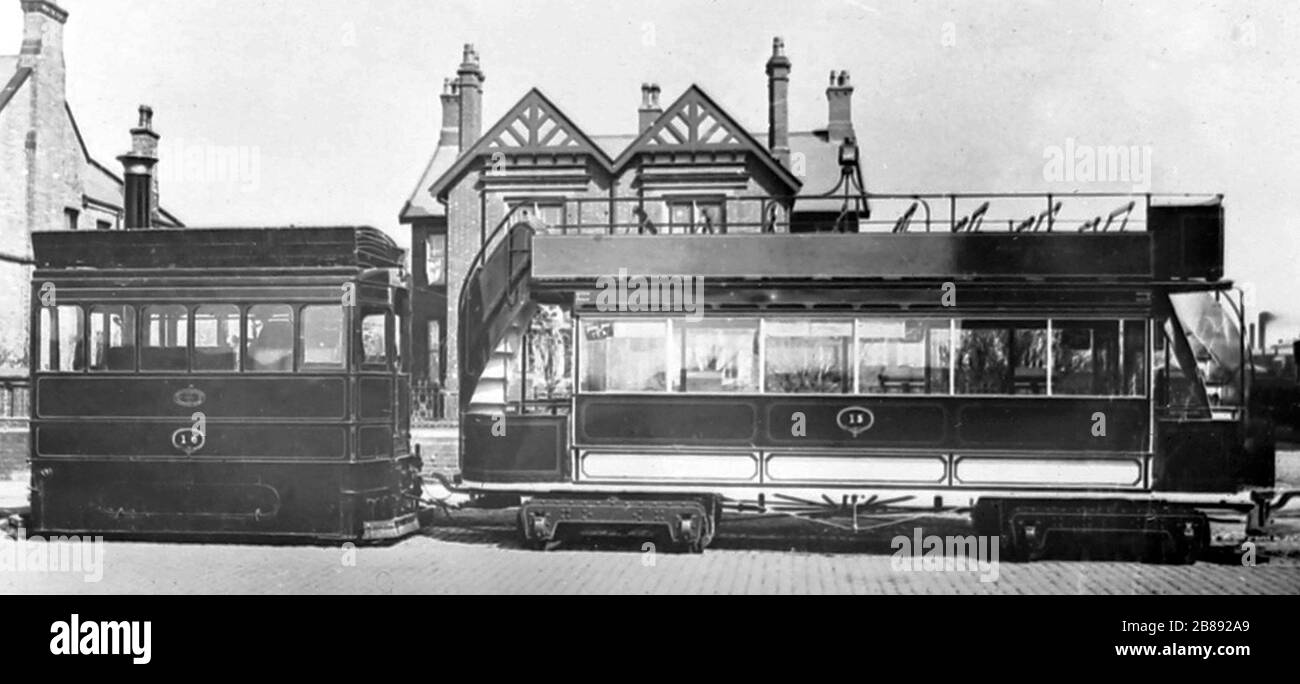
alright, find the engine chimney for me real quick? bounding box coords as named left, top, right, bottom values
left=116, top=105, right=159, bottom=229
left=766, top=37, right=791, bottom=167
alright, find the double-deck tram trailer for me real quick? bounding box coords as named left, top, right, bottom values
left=28, top=226, right=419, bottom=541
left=459, top=193, right=1288, bottom=559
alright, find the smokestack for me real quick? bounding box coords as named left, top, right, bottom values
left=766, top=37, right=791, bottom=167
left=456, top=44, right=484, bottom=153
left=826, top=69, right=854, bottom=143
left=439, top=77, right=460, bottom=147
left=1259, top=312, right=1276, bottom=352
left=638, top=83, right=662, bottom=132
left=116, top=105, right=159, bottom=229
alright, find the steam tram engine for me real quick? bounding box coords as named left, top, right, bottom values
left=28, top=226, right=418, bottom=541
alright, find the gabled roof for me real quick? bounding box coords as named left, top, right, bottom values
left=613, top=84, right=802, bottom=192
left=427, top=88, right=614, bottom=200
left=0, top=61, right=31, bottom=114
left=399, top=141, right=458, bottom=222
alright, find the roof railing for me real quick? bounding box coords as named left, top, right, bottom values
left=495, top=192, right=1221, bottom=236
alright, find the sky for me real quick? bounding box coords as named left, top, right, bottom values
left=3, top=0, right=1298, bottom=343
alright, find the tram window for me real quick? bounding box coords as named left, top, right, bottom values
left=89, top=305, right=136, bottom=372
left=141, top=305, right=190, bottom=371
left=1122, top=320, right=1147, bottom=395
left=857, top=319, right=950, bottom=394
left=38, top=305, right=84, bottom=372
left=956, top=321, right=1048, bottom=395
left=765, top=320, right=852, bottom=393
left=361, top=313, right=388, bottom=367
left=672, top=318, right=759, bottom=393
left=1052, top=321, right=1122, bottom=396
left=193, top=305, right=240, bottom=372
left=246, top=305, right=294, bottom=372
left=302, top=305, right=345, bottom=369
left=580, top=319, right=668, bottom=392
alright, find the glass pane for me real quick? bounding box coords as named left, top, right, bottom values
left=1122, top=320, right=1147, bottom=396
left=858, top=319, right=950, bottom=394
left=141, top=305, right=189, bottom=371
left=667, top=203, right=693, bottom=234
left=765, top=319, right=852, bottom=393
left=955, top=322, right=1012, bottom=394
left=426, top=235, right=445, bottom=285
left=39, top=305, right=84, bottom=372
left=89, top=305, right=135, bottom=372
left=525, top=305, right=573, bottom=401
left=1171, top=292, right=1243, bottom=407
left=361, top=313, right=387, bottom=366
left=246, top=305, right=294, bottom=372
left=427, top=321, right=441, bottom=381
left=1052, top=321, right=1121, bottom=395
left=301, top=306, right=345, bottom=369
left=673, top=318, right=759, bottom=393
left=192, top=305, right=240, bottom=372
left=580, top=319, right=667, bottom=391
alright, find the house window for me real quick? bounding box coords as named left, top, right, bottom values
left=509, top=200, right=565, bottom=232
left=665, top=199, right=724, bottom=234
left=96, top=219, right=113, bottom=231
left=425, top=234, right=445, bottom=285
left=64, top=208, right=80, bottom=231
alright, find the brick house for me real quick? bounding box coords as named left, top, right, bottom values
left=0, top=0, right=181, bottom=474
left=400, top=38, right=865, bottom=409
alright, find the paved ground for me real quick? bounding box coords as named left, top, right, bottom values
left=2, top=505, right=1299, bottom=595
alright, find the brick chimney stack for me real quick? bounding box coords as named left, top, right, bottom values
left=826, top=70, right=855, bottom=143
left=638, top=83, right=662, bottom=132
left=765, top=37, right=791, bottom=167
left=117, top=105, right=160, bottom=229
left=456, top=44, right=484, bottom=153
left=439, top=77, right=460, bottom=147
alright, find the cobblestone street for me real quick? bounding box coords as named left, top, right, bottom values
left=3, top=507, right=1299, bottom=595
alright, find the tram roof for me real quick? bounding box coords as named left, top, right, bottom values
left=32, top=226, right=404, bottom=271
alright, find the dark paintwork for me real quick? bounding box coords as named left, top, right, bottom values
left=533, top=233, right=1154, bottom=281
left=32, top=226, right=403, bottom=271
left=576, top=395, right=1149, bottom=452
left=461, top=413, right=567, bottom=482
left=28, top=227, right=414, bottom=540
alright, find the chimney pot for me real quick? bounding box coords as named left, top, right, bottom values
left=638, top=82, right=663, bottom=132
left=457, top=44, right=485, bottom=152
left=826, top=68, right=855, bottom=143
